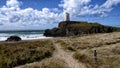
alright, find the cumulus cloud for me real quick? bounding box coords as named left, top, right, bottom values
left=0, top=0, right=120, bottom=29
left=0, top=0, right=63, bottom=27
left=6, top=0, right=21, bottom=9
left=59, top=0, right=91, bottom=16
left=59, top=0, right=120, bottom=17
left=101, top=0, right=120, bottom=8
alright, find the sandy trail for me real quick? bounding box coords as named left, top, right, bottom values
left=15, top=43, right=86, bottom=68
left=15, top=42, right=86, bottom=68
left=53, top=42, right=86, bottom=68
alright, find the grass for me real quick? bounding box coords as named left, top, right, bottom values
left=61, top=32, right=120, bottom=51
left=1, top=32, right=120, bottom=68
left=55, top=40, right=75, bottom=51
left=55, top=38, right=103, bottom=51
left=23, top=58, right=67, bottom=68
left=73, top=51, right=93, bottom=68
left=0, top=40, right=55, bottom=68
left=55, top=32, right=120, bottom=68
left=73, top=43, right=120, bottom=68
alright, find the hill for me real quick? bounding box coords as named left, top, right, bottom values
left=44, top=21, right=120, bottom=37
left=14, top=32, right=120, bottom=68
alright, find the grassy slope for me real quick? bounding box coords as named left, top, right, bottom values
left=56, top=32, right=120, bottom=68
left=1, top=32, right=120, bottom=68
left=0, top=40, right=55, bottom=68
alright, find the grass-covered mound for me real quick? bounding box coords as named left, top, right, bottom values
left=44, top=21, right=120, bottom=37
left=0, top=40, right=55, bottom=68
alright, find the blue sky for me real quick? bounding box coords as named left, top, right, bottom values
left=0, top=0, right=120, bottom=30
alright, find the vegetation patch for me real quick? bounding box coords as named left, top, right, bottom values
left=73, top=51, right=94, bottom=68
left=73, top=45, right=120, bottom=68
left=23, top=58, right=68, bottom=68
left=0, top=40, right=55, bottom=68
left=55, top=40, right=75, bottom=51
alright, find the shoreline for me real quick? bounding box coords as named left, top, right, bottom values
left=0, top=37, right=53, bottom=42
left=0, top=36, right=67, bottom=43
left=0, top=32, right=119, bottom=43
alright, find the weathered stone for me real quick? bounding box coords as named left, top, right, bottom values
left=6, top=36, right=22, bottom=41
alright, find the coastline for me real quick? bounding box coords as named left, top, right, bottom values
left=0, top=31, right=120, bottom=43
left=0, top=32, right=120, bottom=68
left=0, top=36, right=68, bottom=44
left=0, top=30, right=45, bottom=42
left=0, top=32, right=117, bottom=43
left=0, top=37, right=53, bottom=43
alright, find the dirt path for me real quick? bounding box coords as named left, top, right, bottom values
left=53, top=43, right=86, bottom=68
left=15, top=42, right=86, bottom=68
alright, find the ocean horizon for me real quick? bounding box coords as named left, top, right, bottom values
left=0, top=30, right=50, bottom=41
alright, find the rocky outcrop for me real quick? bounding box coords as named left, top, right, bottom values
left=6, top=36, right=22, bottom=41
left=44, top=21, right=120, bottom=37
left=44, top=28, right=65, bottom=37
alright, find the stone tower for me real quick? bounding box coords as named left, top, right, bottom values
left=65, top=12, right=70, bottom=21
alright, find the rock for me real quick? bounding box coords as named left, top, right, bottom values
left=44, top=28, right=65, bottom=37
left=44, top=21, right=120, bottom=37
left=44, top=29, right=52, bottom=37
left=6, top=36, right=22, bottom=41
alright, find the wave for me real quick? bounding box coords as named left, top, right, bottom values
left=0, top=30, right=51, bottom=41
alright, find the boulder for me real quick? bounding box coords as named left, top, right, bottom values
left=6, top=36, right=22, bottom=41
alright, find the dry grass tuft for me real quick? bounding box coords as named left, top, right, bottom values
left=55, top=40, right=75, bottom=51
left=73, top=44, right=120, bottom=68
left=63, top=32, right=120, bottom=68
left=23, top=58, right=67, bottom=68
left=0, top=40, right=55, bottom=68
left=73, top=50, right=94, bottom=68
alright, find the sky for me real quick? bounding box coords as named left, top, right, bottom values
left=0, top=0, right=120, bottom=30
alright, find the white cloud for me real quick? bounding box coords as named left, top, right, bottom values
left=101, top=0, right=120, bottom=8
left=59, top=0, right=120, bottom=17
left=0, top=0, right=63, bottom=28
left=0, top=0, right=120, bottom=29
left=6, top=0, right=21, bottom=10
left=59, top=0, right=91, bottom=16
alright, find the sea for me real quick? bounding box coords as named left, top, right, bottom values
left=0, top=30, right=50, bottom=41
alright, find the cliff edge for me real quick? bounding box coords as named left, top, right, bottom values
left=44, top=21, right=120, bottom=37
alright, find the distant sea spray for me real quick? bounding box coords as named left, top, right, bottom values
left=0, top=30, right=50, bottom=41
